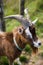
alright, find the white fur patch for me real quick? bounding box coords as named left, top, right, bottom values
left=15, top=58, right=22, bottom=65
left=33, top=40, right=41, bottom=47
left=25, top=27, right=32, bottom=39
left=0, top=32, right=4, bottom=35
left=0, top=31, right=3, bottom=34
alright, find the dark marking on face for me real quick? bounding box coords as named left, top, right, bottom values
left=29, top=25, right=38, bottom=41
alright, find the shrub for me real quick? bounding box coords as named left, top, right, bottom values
left=0, top=56, right=9, bottom=65
left=19, top=55, right=27, bottom=63
left=14, top=62, right=19, bottom=65
left=25, top=45, right=32, bottom=55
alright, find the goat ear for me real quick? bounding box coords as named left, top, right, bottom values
left=18, top=28, right=23, bottom=34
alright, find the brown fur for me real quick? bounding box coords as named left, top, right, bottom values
left=0, top=26, right=38, bottom=65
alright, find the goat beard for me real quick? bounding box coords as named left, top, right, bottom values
left=32, top=47, right=38, bottom=54
left=30, top=45, right=38, bottom=54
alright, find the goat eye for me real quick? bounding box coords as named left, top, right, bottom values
left=19, top=29, right=22, bottom=32
left=18, top=28, right=23, bottom=34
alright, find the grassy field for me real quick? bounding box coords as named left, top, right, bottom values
left=0, top=0, right=43, bottom=65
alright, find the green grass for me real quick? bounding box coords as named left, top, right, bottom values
left=0, top=56, right=9, bottom=65
left=25, top=45, right=32, bottom=55
left=6, top=20, right=20, bottom=32
left=14, top=62, right=19, bottom=65
left=19, top=55, right=27, bottom=63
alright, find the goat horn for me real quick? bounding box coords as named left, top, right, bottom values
left=4, top=15, right=31, bottom=28
left=32, top=18, right=38, bottom=24
left=24, top=8, right=32, bottom=26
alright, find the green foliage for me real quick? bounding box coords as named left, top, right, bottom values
left=14, top=62, right=19, bottom=65
left=25, top=45, right=32, bottom=55
left=0, top=56, right=9, bottom=65
left=19, top=56, right=27, bottom=63
left=36, top=21, right=43, bottom=37
left=6, top=20, right=20, bottom=32
left=36, top=0, right=43, bottom=12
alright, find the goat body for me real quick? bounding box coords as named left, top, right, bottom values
left=0, top=26, right=38, bottom=65
left=0, top=27, right=28, bottom=65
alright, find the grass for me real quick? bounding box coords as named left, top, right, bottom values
left=14, top=62, right=19, bottom=65
left=0, top=56, right=9, bottom=65
left=25, top=45, right=32, bottom=55
left=6, top=20, right=20, bottom=32
left=19, top=55, right=27, bottom=63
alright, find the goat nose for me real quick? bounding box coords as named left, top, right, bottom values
left=38, top=43, right=41, bottom=46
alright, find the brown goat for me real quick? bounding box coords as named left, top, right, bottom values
left=1, top=14, right=41, bottom=65
left=0, top=25, right=41, bottom=65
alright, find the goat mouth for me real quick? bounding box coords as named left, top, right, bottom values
left=33, top=42, right=41, bottom=48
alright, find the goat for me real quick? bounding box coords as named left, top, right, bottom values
left=0, top=11, right=41, bottom=65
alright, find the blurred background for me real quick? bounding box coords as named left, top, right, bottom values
left=0, top=0, right=43, bottom=65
